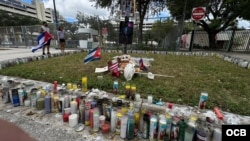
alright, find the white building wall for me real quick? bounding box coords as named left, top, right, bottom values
left=0, top=0, right=53, bottom=23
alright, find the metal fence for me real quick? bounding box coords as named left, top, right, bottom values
left=0, top=25, right=249, bottom=52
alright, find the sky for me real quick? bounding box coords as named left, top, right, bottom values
left=21, top=0, right=250, bottom=28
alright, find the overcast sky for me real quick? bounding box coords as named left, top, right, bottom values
left=42, top=0, right=110, bottom=22
left=21, top=0, right=250, bottom=28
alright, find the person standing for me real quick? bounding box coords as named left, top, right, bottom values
left=57, top=25, right=66, bottom=53
left=41, top=21, right=52, bottom=55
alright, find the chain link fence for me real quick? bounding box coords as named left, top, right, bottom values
left=0, top=25, right=249, bottom=52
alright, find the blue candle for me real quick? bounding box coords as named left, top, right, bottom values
left=45, top=95, right=51, bottom=113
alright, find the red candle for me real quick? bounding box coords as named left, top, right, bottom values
left=101, top=123, right=110, bottom=133
left=54, top=81, right=58, bottom=91
left=89, top=109, right=95, bottom=128
left=63, top=113, right=70, bottom=122
left=167, top=102, right=173, bottom=109
left=76, top=97, right=81, bottom=109
left=214, top=107, right=223, bottom=120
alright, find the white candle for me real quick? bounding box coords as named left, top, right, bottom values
left=148, top=95, right=153, bottom=104
left=36, top=91, right=41, bottom=98
left=18, top=89, right=24, bottom=106
left=70, top=100, right=77, bottom=114
left=135, top=93, right=141, bottom=102
left=64, top=108, right=71, bottom=114
left=120, top=115, right=128, bottom=138
left=59, top=97, right=65, bottom=113
left=64, top=95, right=69, bottom=108
left=99, top=115, right=106, bottom=128
left=212, top=128, right=222, bottom=141
left=111, top=108, right=117, bottom=132
left=24, top=99, right=30, bottom=106
left=69, top=114, right=78, bottom=127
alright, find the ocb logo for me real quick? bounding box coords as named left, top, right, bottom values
left=226, top=129, right=246, bottom=136
left=222, top=125, right=250, bottom=141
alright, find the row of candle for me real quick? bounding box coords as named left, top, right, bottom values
left=1, top=79, right=222, bottom=141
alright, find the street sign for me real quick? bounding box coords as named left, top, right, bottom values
left=191, top=7, right=206, bottom=21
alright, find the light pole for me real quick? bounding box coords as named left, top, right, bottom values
left=53, top=0, right=58, bottom=30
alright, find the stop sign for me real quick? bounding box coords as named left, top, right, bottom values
left=191, top=7, right=206, bottom=21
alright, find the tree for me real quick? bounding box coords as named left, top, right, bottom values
left=60, top=21, right=78, bottom=40
left=238, top=0, right=250, bottom=21
left=75, top=11, right=117, bottom=44
left=167, top=0, right=248, bottom=49
left=89, top=0, right=168, bottom=45
left=151, top=18, right=175, bottom=45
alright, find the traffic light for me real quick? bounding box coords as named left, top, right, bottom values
left=119, top=21, right=133, bottom=44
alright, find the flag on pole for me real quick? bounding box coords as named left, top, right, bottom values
left=139, top=58, right=147, bottom=71
left=84, top=47, right=101, bottom=64
left=31, top=31, right=52, bottom=53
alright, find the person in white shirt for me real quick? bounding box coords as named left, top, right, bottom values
left=41, top=21, right=52, bottom=55
left=57, top=25, right=65, bottom=53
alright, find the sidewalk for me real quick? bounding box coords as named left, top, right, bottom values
left=0, top=48, right=71, bottom=61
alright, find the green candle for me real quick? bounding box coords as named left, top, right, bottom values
left=127, top=117, right=135, bottom=140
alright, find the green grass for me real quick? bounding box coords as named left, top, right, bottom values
left=0, top=52, right=250, bottom=116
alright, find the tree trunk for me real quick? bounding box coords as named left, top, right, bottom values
left=138, top=18, right=143, bottom=44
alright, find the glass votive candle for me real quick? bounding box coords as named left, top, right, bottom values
left=101, top=123, right=110, bottom=134
left=63, top=113, right=70, bottom=122
left=99, top=115, right=106, bottom=128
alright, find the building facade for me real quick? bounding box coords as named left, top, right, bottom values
left=0, top=0, right=54, bottom=23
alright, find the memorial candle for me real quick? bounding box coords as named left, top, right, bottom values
left=70, top=99, right=77, bottom=114
left=101, top=123, right=110, bottom=134
left=69, top=114, right=78, bottom=127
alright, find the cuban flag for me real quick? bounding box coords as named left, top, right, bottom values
left=139, top=58, right=147, bottom=71
left=31, top=32, right=52, bottom=53
left=84, top=47, right=101, bottom=64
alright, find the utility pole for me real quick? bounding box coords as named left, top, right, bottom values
left=53, top=0, right=58, bottom=30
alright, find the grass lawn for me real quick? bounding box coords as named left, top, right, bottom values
left=0, top=51, right=250, bottom=116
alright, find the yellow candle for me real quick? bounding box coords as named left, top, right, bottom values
left=125, top=83, right=130, bottom=89
left=72, top=84, right=78, bottom=90
left=121, top=107, right=128, bottom=115
left=82, top=77, right=87, bottom=92
left=67, top=83, right=72, bottom=90
left=134, top=112, right=140, bottom=125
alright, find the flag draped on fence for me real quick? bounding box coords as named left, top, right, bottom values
left=84, top=47, right=101, bottom=64
left=31, top=32, right=52, bottom=53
